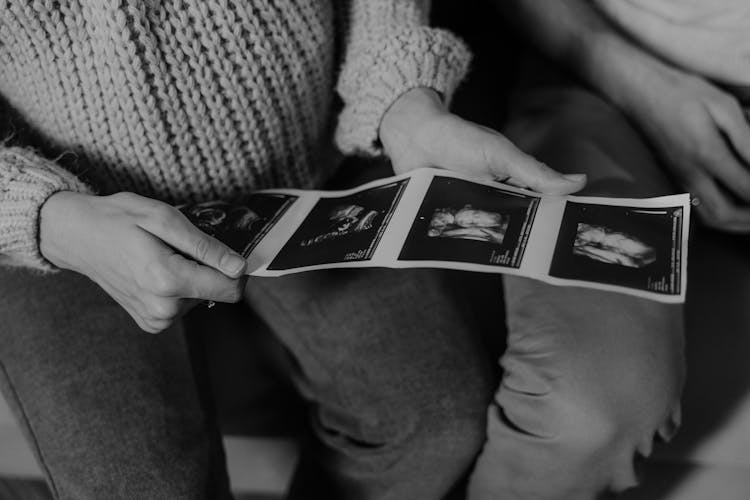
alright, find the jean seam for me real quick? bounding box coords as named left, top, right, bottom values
left=0, top=358, right=61, bottom=500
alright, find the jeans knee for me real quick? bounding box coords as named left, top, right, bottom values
left=494, top=376, right=680, bottom=496
left=421, top=390, right=490, bottom=463
left=315, top=371, right=492, bottom=472
left=556, top=402, right=658, bottom=493
left=501, top=365, right=678, bottom=442
left=484, top=395, right=617, bottom=498
left=416, top=364, right=494, bottom=460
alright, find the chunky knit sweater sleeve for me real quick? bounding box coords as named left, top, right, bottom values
left=334, top=0, right=473, bottom=155
left=0, top=147, right=92, bottom=271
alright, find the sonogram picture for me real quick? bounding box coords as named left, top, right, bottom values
left=180, top=168, right=691, bottom=303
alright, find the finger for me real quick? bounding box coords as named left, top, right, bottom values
left=695, top=128, right=750, bottom=203
left=139, top=207, right=247, bottom=278
left=504, top=176, right=539, bottom=189
left=164, top=253, right=246, bottom=303
left=707, top=96, right=750, bottom=166
left=140, top=318, right=172, bottom=335
left=96, top=270, right=180, bottom=334
left=688, top=173, right=750, bottom=232
left=144, top=296, right=181, bottom=323
left=435, top=118, right=586, bottom=194
left=491, top=142, right=586, bottom=195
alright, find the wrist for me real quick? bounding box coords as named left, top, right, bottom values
left=579, top=33, right=640, bottom=102
left=379, top=87, right=447, bottom=155
left=39, top=190, right=90, bottom=269
left=580, top=33, right=677, bottom=122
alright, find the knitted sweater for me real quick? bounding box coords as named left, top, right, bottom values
left=0, top=0, right=471, bottom=270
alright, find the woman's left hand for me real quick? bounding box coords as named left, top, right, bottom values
left=379, top=87, right=586, bottom=195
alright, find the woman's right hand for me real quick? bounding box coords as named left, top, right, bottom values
left=39, top=191, right=248, bottom=333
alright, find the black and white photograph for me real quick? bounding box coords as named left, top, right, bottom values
left=267, top=179, right=409, bottom=270
left=398, top=176, right=539, bottom=268
left=179, top=193, right=298, bottom=258
left=549, top=202, right=684, bottom=295
left=8, top=1, right=750, bottom=499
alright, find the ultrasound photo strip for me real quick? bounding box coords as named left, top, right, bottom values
left=180, top=168, right=691, bottom=303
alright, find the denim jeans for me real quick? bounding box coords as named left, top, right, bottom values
left=0, top=161, right=496, bottom=500
left=0, top=80, right=687, bottom=500
left=0, top=267, right=232, bottom=499
left=467, top=59, right=685, bottom=499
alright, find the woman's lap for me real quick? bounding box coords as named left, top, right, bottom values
left=0, top=89, right=689, bottom=499
left=0, top=159, right=496, bottom=500
left=0, top=268, right=230, bottom=499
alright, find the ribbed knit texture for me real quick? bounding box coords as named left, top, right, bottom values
left=0, top=147, right=93, bottom=270
left=0, top=0, right=471, bottom=270
left=335, top=1, right=472, bottom=154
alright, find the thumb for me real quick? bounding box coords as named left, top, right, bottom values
left=139, top=208, right=248, bottom=278
left=433, top=116, right=586, bottom=195
left=498, top=143, right=587, bottom=195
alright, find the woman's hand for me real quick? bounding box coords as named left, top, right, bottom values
left=379, top=87, right=586, bottom=194
left=620, top=63, right=750, bottom=231
left=40, top=191, right=248, bottom=334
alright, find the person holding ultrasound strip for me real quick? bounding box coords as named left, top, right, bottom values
left=0, top=1, right=587, bottom=499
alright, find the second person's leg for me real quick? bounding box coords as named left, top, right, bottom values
left=468, top=63, right=686, bottom=499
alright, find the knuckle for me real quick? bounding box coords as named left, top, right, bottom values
left=149, top=298, right=179, bottom=321
left=145, top=262, right=179, bottom=296
left=144, top=319, right=170, bottom=334
left=193, top=235, right=214, bottom=262
left=480, top=137, right=508, bottom=173
left=148, top=203, right=179, bottom=228
left=226, top=280, right=245, bottom=303
left=134, top=316, right=159, bottom=334
left=210, top=279, right=244, bottom=304
left=108, top=191, right=139, bottom=204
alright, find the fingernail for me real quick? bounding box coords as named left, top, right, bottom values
left=562, top=173, right=587, bottom=183
left=222, top=253, right=246, bottom=276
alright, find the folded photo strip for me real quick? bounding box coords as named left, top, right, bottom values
left=180, top=168, right=691, bottom=303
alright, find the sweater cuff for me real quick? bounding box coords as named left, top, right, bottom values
left=0, top=148, right=92, bottom=272
left=335, top=27, right=472, bottom=156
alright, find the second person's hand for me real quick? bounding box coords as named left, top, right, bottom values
left=619, top=62, right=750, bottom=232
